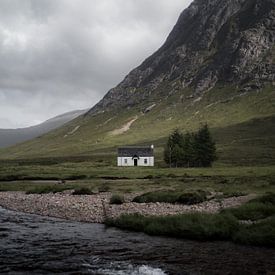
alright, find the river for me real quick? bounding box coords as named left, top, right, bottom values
left=0, top=207, right=274, bottom=274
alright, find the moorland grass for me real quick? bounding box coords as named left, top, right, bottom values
left=106, top=213, right=239, bottom=241
left=0, top=87, right=274, bottom=164
left=106, top=212, right=275, bottom=247
left=25, top=184, right=74, bottom=194
left=233, top=216, right=275, bottom=247
left=223, top=193, right=275, bottom=221
left=132, top=190, right=208, bottom=205
left=106, top=193, right=275, bottom=247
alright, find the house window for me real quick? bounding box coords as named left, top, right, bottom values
left=144, top=158, right=148, bottom=164
left=124, top=159, right=127, bottom=164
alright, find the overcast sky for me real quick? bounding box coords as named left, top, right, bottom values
left=0, top=0, right=191, bottom=129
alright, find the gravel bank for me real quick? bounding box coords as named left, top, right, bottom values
left=0, top=191, right=255, bottom=223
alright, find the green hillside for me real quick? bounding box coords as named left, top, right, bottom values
left=0, top=85, right=274, bottom=166
left=1, top=0, right=275, bottom=166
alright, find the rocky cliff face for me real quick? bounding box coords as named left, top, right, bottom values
left=89, top=0, right=275, bottom=114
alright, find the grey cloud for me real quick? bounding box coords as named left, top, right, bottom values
left=0, top=0, right=191, bottom=128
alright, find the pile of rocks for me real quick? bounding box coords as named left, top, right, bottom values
left=0, top=191, right=110, bottom=223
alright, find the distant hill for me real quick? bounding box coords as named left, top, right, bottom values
left=0, top=109, right=87, bottom=148
left=0, top=0, right=274, bottom=165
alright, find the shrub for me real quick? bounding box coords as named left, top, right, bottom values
left=72, top=187, right=94, bottom=195
left=132, top=191, right=179, bottom=204
left=132, top=190, right=208, bottom=205
left=110, top=194, right=124, bottom=205
left=177, top=191, right=207, bottom=205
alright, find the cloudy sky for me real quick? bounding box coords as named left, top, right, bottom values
left=0, top=0, right=191, bottom=129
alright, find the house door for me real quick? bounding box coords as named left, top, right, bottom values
left=134, top=158, right=138, bottom=166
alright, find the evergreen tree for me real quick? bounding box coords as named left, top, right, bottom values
left=164, top=125, right=217, bottom=168
left=164, top=129, right=184, bottom=167
left=193, top=124, right=217, bottom=167
left=181, top=132, right=195, bottom=167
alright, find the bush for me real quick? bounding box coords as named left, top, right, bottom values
left=72, top=187, right=94, bottom=195
left=133, top=191, right=179, bottom=204
left=110, top=194, right=124, bottom=205
left=132, top=190, right=208, bottom=205
left=177, top=191, right=207, bottom=205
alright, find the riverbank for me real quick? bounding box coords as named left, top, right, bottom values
left=0, top=191, right=255, bottom=223
left=0, top=191, right=274, bottom=247
left=2, top=207, right=275, bottom=275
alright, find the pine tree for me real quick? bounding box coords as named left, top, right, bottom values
left=164, top=125, right=217, bottom=168
left=181, top=132, right=195, bottom=167
left=193, top=124, right=217, bottom=167
left=164, top=129, right=184, bottom=167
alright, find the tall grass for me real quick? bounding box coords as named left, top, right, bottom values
left=233, top=217, right=275, bottom=247
left=106, top=194, right=275, bottom=247
left=109, top=213, right=239, bottom=240
left=106, top=213, right=275, bottom=247
left=223, top=193, right=275, bottom=221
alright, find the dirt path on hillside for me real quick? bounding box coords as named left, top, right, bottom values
left=110, top=116, right=138, bottom=136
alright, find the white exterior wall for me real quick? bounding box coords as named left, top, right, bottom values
left=117, top=156, right=154, bottom=167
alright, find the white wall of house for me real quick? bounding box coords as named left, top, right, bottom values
left=117, top=156, right=154, bottom=167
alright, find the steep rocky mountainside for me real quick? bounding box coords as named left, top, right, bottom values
left=90, top=0, right=275, bottom=113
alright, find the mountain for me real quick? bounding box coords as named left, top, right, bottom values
left=90, top=0, right=275, bottom=113
left=0, top=109, right=87, bottom=148
left=0, top=0, right=275, bottom=165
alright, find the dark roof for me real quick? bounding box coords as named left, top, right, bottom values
left=118, top=146, right=154, bottom=157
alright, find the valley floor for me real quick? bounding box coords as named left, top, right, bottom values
left=0, top=164, right=274, bottom=247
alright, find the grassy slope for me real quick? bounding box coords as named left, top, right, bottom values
left=0, top=85, right=274, bottom=164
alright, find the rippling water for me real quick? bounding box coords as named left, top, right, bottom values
left=0, top=207, right=275, bottom=274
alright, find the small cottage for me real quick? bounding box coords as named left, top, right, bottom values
left=117, top=145, right=154, bottom=167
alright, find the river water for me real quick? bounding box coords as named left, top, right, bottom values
left=0, top=207, right=275, bottom=275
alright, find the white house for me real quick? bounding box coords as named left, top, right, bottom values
left=117, top=145, right=154, bottom=167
